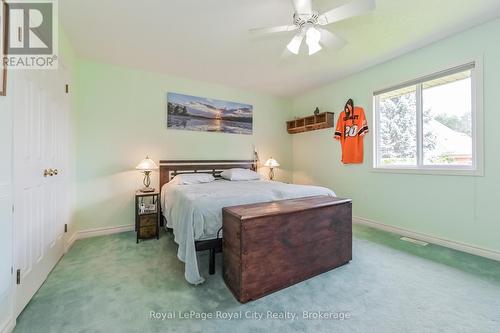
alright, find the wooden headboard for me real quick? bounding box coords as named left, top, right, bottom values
left=159, top=160, right=257, bottom=190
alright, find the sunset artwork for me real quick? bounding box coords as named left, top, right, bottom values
left=166, top=92, right=253, bottom=135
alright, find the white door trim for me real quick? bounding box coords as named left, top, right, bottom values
left=0, top=318, right=15, bottom=333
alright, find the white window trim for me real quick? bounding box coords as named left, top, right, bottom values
left=372, top=58, right=484, bottom=177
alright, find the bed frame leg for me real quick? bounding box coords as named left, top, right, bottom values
left=209, top=249, right=215, bottom=275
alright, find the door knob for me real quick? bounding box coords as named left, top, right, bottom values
left=43, top=169, right=54, bottom=177
left=53, top=169, right=59, bottom=175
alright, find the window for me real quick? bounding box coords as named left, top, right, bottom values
left=373, top=63, right=481, bottom=174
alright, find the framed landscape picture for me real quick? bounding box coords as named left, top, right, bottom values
left=166, top=92, right=253, bottom=135
left=1, top=0, right=7, bottom=96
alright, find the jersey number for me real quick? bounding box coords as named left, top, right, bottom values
left=345, top=125, right=358, bottom=137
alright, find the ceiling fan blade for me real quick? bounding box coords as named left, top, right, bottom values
left=319, top=0, right=375, bottom=25
left=250, top=25, right=298, bottom=36
left=291, top=0, right=312, bottom=14
left=318, top=28, right=347, bottom=50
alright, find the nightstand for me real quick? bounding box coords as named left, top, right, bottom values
left=135, top=191, right=160, bottom=243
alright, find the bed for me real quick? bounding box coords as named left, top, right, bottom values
left=159, top=160, right=336, bottom=285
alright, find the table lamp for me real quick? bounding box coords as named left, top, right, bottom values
left=136, top=156, right=159, bottom=192
left=264, top=157, right=280, bottom=180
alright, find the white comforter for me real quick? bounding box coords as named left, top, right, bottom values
left=161, top=180, right=336, bottom=285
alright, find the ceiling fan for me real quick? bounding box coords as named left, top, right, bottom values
left=250, top=0, right=376, bottom=56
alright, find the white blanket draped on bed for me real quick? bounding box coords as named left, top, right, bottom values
left=161, top=180, right=336, bottom=285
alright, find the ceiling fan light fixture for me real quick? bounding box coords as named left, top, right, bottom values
left=307, top=41, right=322, bottom=55
left=249, top=0, right=376, bottom=58
left=286, top=34, right=304, bottom=55
left=306, top=26, right=322, bottom=55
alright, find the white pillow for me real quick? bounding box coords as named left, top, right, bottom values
left=220, top=168, right=262, bottom=181
left=169, top=173, right=215, bottom=185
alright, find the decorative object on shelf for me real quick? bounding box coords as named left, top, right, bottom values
left=167, top=92, right=253, bottom=135
left=144, top=204, right=156, bottom=212
left=314, top=107, right=320, bottom=115
left=286, top=112, right=334, bottom=134
left=136, top=156, right=159, bottom=192
left=135, top=191, right=160, bottom=243
left=0, top=0, right=8, bottom=96
left=334, top=99, right=369, bottom=164
left=264, top=157, right=280, bottom=180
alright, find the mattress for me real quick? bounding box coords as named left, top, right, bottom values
left=161, top=179, right=336, bottom=285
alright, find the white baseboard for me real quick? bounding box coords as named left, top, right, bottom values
left=353, top=216, right=500, bottom=262
left=63, top=218, right=500, bottom=262
left=64, top=224, right=135, bottom=252
left=64, top=232, right=77, bottom=253
left=76, top=224, right=134, bottom=240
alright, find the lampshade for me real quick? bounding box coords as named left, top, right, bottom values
left=286, top=34, right=304, bottom=55
left=306, top=27, right=322, bottom=55
left=136, top=157, right=158, bottom=171
left=264, top=158, right=280, bottom=168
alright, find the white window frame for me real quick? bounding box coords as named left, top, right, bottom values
left=372, top=60, right=484, bottom=176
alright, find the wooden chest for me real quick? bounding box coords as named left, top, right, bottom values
left=222, top=196, right=352, bottom=303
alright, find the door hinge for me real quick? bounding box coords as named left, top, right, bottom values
left=12, top=205, right=14, bottom=213
left=64, top=224, right=68, bottom=233
left=16, top=269, right=21, bottom=285
left=65, top=84, right=69, bottom=94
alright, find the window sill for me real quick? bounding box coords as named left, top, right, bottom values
left=371, top=167, right=484, bottom=177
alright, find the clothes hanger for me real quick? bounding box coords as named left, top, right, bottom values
left=344, top=98, right=354, bottom=118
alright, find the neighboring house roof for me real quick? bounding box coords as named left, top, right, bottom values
left=427, top=120, right=472, bottom=156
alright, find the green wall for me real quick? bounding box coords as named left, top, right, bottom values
left=75, top=60, right=292, bottom=231
left=291, top=18, right=500, bottom=253
left=74, top=17, right=500, bottom=254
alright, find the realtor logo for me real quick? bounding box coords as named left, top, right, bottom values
left=2, top=0, right=58, bottom=69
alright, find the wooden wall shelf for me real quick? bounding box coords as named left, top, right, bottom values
left=286, top=112, right=334, bottom=134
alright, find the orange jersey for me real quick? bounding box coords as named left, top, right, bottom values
left=334, top=106, right=369, bottom=164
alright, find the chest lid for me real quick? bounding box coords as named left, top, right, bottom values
left=223, top=196, right=351, bottom=221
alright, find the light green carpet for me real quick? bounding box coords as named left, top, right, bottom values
left=14, top=225, right=500, bottom=333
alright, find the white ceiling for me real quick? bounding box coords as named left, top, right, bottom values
left=60, top=0, right=500, bottom=97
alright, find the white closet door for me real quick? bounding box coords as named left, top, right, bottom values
left=13, top=66, right=71, bottom=317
